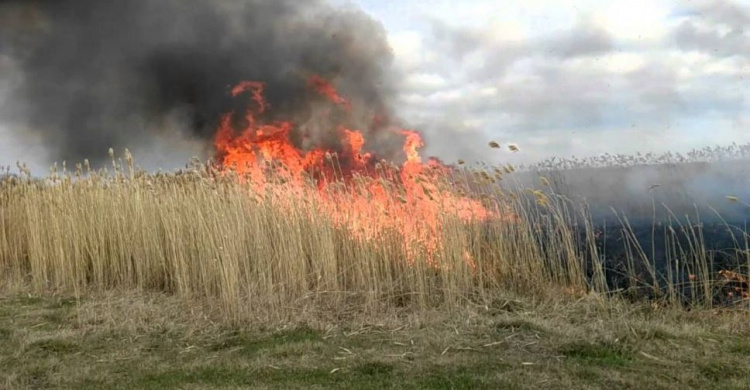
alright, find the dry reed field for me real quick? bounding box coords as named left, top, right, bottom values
left=1, top=153, right=594, bottom=322
left=1, top=150, right=749, bottom=389
left=2, top=148, right=748, bottom=320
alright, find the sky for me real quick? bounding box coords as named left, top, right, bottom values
left=0, top=0, right=748, bottom=172
left=344, top=0, right=749, bottom=165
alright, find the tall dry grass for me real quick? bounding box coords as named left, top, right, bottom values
left=0, top=152, right=747, bottom=322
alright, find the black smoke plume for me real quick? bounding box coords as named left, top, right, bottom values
left=0, top=0, right=398, bottom=167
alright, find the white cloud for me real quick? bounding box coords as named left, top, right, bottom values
left=405, top=72, right=448, bottom=92
left=599, top=53, right=647, bottom=74
left=354, top=0, right=749, bottom=164
left=387, top=31, right=428, bottom=71
left=478, top=87, right=498, bottom=97
left=594, top=0, right=671, bottom=41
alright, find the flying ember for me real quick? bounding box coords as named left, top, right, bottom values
left=214, top=76, right=497, bottom=266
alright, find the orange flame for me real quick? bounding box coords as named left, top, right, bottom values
left=308, top=75, right=351, bottom=109
left=214, top=76, right=501, bottom=267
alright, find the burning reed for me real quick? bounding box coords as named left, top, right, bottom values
left=0, top=157, right=535, bottom=321
left=2, top=154, right=748, bottom=323
left=1, top=79, right=748, bottom=323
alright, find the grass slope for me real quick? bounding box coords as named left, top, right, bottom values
left=1, top=292, right=748, bottom=389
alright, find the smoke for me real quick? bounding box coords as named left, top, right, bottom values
left=0, top=0, right=399, bottom=169
left=511, top=158, right=750, bottom=226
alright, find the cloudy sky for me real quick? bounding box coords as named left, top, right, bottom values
left=1, top=0, right=747, bottom=172
left=346, top=0, right=749, bottom=164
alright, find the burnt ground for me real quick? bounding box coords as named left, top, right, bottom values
left=583, top=220, right=748, bottom=306
left=505, top=159, right=750, bottom=306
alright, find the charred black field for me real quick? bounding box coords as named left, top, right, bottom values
left=506, top=152, right=750, bottom=306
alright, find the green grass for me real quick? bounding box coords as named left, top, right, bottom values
left=729, top=342, right=750, bottom=356
left=26, top=339, right=81, bottom=355
left=698, top=361, right=742, bottom=383
left=0, top=327, right=11, bottom=341
left=1, top=292, right=748, bottom=389
left=558, top=341, right=633, bottom=367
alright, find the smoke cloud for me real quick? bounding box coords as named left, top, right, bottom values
left=0, top=0, right=399, bottom=168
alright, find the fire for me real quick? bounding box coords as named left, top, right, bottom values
left=308, top=75, right=351, bottom=110
left=214, top=76, right=499, bottom=266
